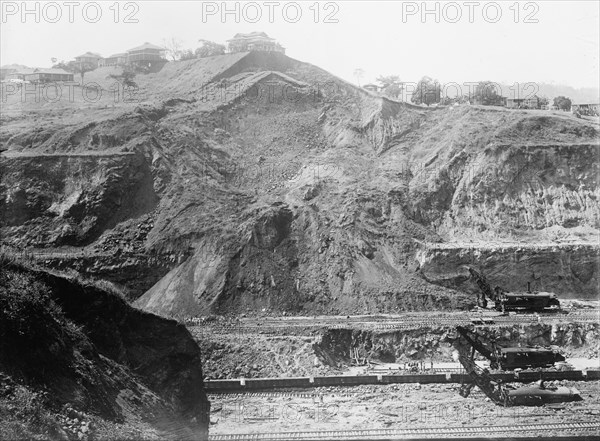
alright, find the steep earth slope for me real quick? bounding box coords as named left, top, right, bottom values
left=0, top=259, right=209, bottom=439
left=1, top=51, right=598, bottom=318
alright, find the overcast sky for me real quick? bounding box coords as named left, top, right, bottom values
left=1, top=1, right=599, bottom=89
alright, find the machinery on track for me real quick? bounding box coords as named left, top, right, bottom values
left=455, top=326, right=565, bottom=370
left=467, top=267, right=560, bottom=312
left=451, top=326, right=581, bottom=406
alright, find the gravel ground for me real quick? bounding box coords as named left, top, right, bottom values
left=209, top=381, right=600, bottom=436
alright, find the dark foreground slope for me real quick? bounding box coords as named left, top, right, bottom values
left=0, top=257, right=209, bottom=440
left=1, top=52, right=598, bottom=318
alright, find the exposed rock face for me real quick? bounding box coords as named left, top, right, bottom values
left=417, top=243, right=599, bottom=299
left=42, top=271, right=209, bottom=420
left=1, top=52, right=598, bottom=317
left=0, top=151, right=158, bottom=247
left=411, top=143, right=599, bottom=238
left=0, top=263, right=210, bottom=439
left=314, top=323, right=599, bottom=366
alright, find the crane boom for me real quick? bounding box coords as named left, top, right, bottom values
left=468, top=267, right=497, bottom=302
left=456, top=326, right=499, bottom=368
left=451, top=329, right=513, bottom=406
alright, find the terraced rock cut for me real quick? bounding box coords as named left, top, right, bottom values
left=3, top=51, right=597, bottom=317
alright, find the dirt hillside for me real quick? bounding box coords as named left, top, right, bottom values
left=1, top=51, right=598, bottom=318
left=0, top=259, right=209, bottom=439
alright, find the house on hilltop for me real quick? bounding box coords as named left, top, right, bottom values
left=127, top=42, right=167, bottom=72
left=74, top=52, right=103, bottom=67
left=6, top=68, right=35, bottom=81
left=227, top=32, right=285, bottom=54
left=99, top=53, right=128, bottom=67
left=0, top=68, right=16, bottom=80
left=572, top=103, right=599, bottom=116
left=6, top=67, right=73, bottom=82
left=506, top=95, right=542, bottom=109
left=72, top=43, right=166, bottom=71
left=24, top=68, right=74, bottom=83
left=127, top=42, right=165, bottom=62
left=0, top=64, right=28, bottom=80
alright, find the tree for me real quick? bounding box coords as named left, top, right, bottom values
left=411, top=76, right=441, bottom=106
left=553, top=96, right=572, bottom=111
left=376, top=75, right=403, bottom=99
left=383, top=83, right=404, bottom=99
left=472, top=81, right=503, bottom=105
left=52, top=60, right=68, bottom=69
left=353, top=68, right=365, bottom=87
left=108, top=67, right=137, bottom=87
left=376, top=75, right=400, bottom=89
left=163, top=37, right=183, bottom=61
left=179, top=49, right=197, bottom=61
left=65, top=60, right=96, bottom=82
left=196, top=40, right=226, bottom=58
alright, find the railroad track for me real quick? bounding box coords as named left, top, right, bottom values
left=193, top=313, right=599, bottom=335
left=208, top=422, right=599, bottom=440
left=208, top=388, right=476, bottom=400
left=195, top=309, right=600, bottom=331
left=209, top=391, right=321, bottom=399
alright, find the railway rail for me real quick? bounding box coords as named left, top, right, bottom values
left=192, top=310, right=599, bottom=335
left=208, top=422, right=599, bottom=440
left=208, top=389, right=494, bottom=399
left=209, top=391, right=319, bottom=399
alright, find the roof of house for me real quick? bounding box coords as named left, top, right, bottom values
left=508, top=95, right=540, bottom=101
left=9, top=68, right=36, bottom=75
left=10, top=67, right=74, bottom=76
left=30, top=68, right=72, bottom=75
left=228, top=32, right=274, bottom=43
left=75, top=52, right=102, bottom=59
left=231, top=31, right=271, bottom=39
left=127, top=42, right=164, bottom=52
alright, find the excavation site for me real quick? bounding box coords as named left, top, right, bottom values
left=1, top=3, right=599, bottom=440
